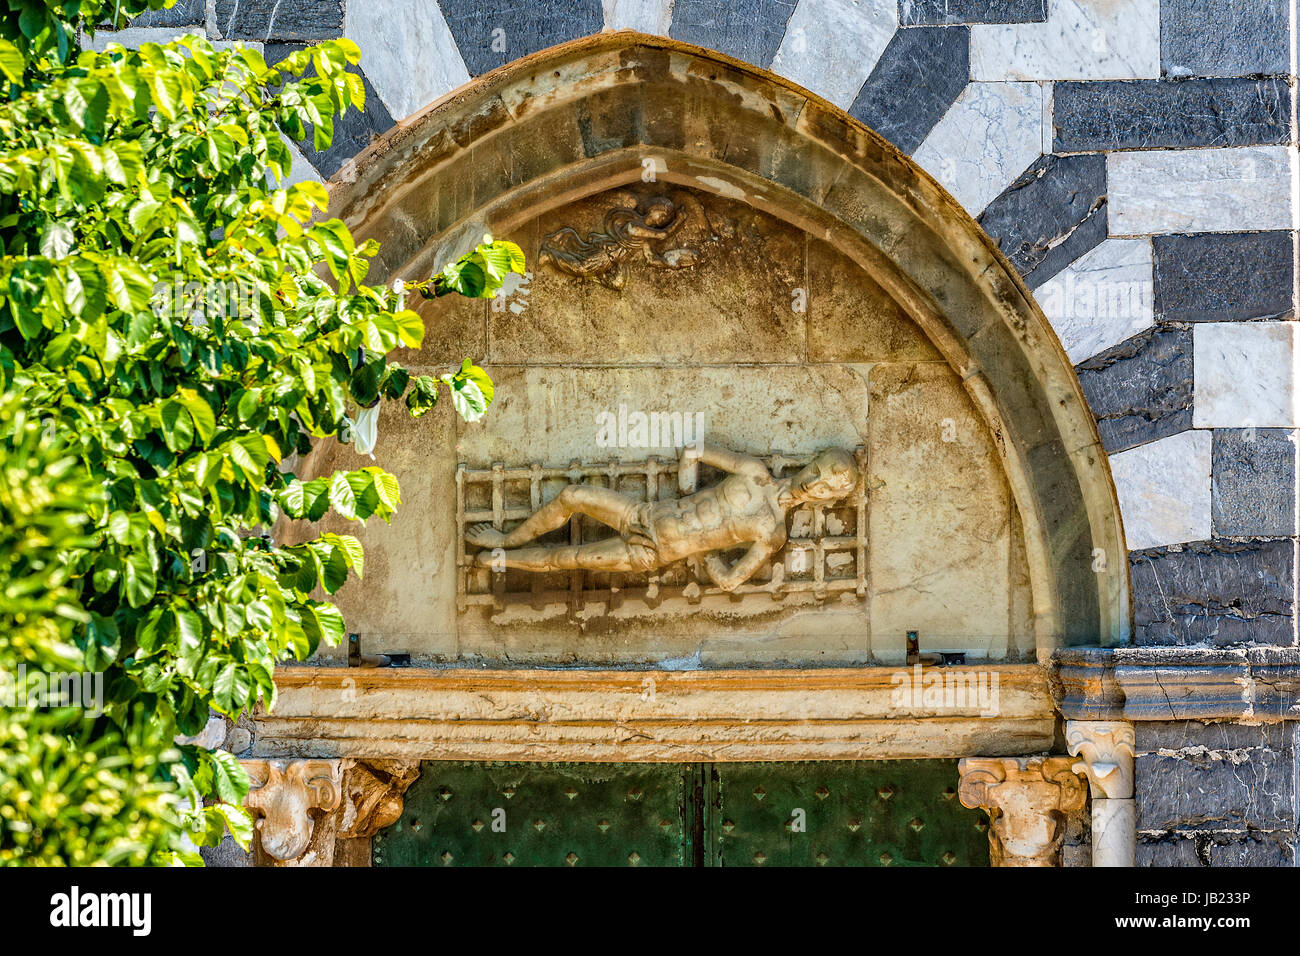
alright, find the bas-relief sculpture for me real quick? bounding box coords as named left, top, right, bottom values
left=538, top=190, right=734, bottom=290
left=465, top=444, right=858, bottom=590
left=289, top=183, right=1034, bottom=665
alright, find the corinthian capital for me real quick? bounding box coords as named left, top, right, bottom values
left=1066, top=720, right=1136, bottom=799
left=958, top=756, right=1087, bottom=867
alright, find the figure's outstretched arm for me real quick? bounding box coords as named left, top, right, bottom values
left=701, top=542, right=773, bottom=592
left=682, top=443, right=770, bottom=482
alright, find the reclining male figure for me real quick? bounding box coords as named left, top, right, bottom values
left=466, top=444, right=858, bottom=592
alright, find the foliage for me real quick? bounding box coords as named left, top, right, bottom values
left=0, top=1, right=523, bottom=863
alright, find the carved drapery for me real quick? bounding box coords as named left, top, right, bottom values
left=1066, top=720, right=1136, bottom=867
left=241, top=758, right=421, bottom=866
left=957, top=756, right=1087, bottom=866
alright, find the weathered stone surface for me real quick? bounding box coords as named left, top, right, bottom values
left=900, top=0, right=1046, bottom=25
left=1138, top=831, right=1296, bottom=866
left=1129, top=539, right=1296, bottom=646
left=89, top=26, right=198, bottom=50
left=1109, top=429, right=1211, bottom=550
left=771, top=0, right=896, bottom=109
left=1154, top=232, right=1294, bottom=324
left=1160, top=0, right=1291, bottom=78
left=970, top=0, right=1159, bottom=80
left=493, top=191, right=807, bottom=365
left=1036, top=238, right=1153, bottom=363
left=1075, top=326, right=1192, bottom=453
left=440, top=0, right=602, bottom=76
left=1137, top=746, right=1293, bottom=831
left=1115, top=649, right=1251, bottom=720
left=200, top=834, right=253, bottom=867
left=1136, top=720, right=1291, bottom=754
left=214, top=0, right=343, bottom=40
left=849, top=26, right=970, bottom=154
left=978, top=153, right=1106, bottom=287
left=668, top=0, right=797, bottom=68
left=1213, top=429, right=1297, bottom=537
left=867, top=363, right=1026, bottom=664
left=323, top=36, right=1129, bottom=669
left=264, top=45, right=393, bottom=178
left=604, top=0, right=673, bottom=33
left=806, top=245, right=941, bottom=364
left=1053, top=79, right=1290, bottom=152
left=914, top=81, right=1043, bottom=214
left=344, top=0, right=470, bottom=121
left=1108, top=146, right=1294, bottom=235
left=1194, top=322, right=1298, bottom=429
left=127, top=0, right=205, bottom=27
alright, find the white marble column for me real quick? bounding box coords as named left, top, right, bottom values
left=1066, top=720, right=1137, bottom=867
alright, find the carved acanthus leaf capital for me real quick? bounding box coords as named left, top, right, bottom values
left=958, top=756, right=1087, bottom=867
left=1066, top=720, right=1136, bottom=799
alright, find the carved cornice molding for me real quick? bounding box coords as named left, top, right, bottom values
left=241, top=758, right=421, bottom=866
left=957, top=756, right=1087, bottom=867
left=1065, top=720, right=1135, bottom=799
left=1052, top=646, right=1300, bottom=722
left=250, top=665, right=1055, bottom=763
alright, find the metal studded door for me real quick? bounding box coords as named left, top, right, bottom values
left=707, top=760, right=989, bottom=867
left=374, top=760, right=988, bottom=867
left=373, top=762, right=693, bottom=867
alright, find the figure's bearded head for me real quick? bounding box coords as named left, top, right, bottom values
left=789, top=449, right=858, bottom=503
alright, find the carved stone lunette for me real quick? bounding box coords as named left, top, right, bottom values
left=1066, top=720, right=1137, bottom=867
left=241, top=759, right=420, bottom=866
left=957, top=756, right=1087, bottom=867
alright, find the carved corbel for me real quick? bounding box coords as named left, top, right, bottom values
left=241, top=759, right=421, bottom=866
left=957, top=756, right=1087, bottom=867
left=1066, top=720, right=1135, bottom=799
left=338, top=761, right=421, bottom=839
left=1066, top=720, right=1137, bottom=867
left=243, top=759, right=344, bottom=866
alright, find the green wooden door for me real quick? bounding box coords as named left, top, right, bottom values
left=374, top=760, right=988, bottom=867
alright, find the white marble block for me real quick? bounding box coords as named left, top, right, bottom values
left=345, top=0, right=470, bottom=121
left=970, top=0, right=1159, bottom=81
left=602, top=0, right=673, bottom=35
left=1108, top=146, right=1295, bottom=236
left=771, top=0, right=897, bottom=109
left=1194, top=322, right=1299, bottom=428
left=90, top=27, right=201, bottom=51
left=1109, top=429, right=1212, bottom=550
left=914, top=81, right=1044, bottom=215
left=1036, top=239, right=1154, bottom=362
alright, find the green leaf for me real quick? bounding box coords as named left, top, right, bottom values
left=161, top=398, right=195, bottom=452
left=208, top=751, right=250, bottom=805
left=40, top=222, right=74, bottom=258
left=322, top=532, right=364, bottom=577
left=393, top=309, right=424, bottom=349
left=211, top=802, right=254, bottom=851
left=0, top=38, right=23, bottom=83
left=107, top=261, right=153, bottom=312
left=176, top=607, right=204, bottom=676
left=176, top=388, right=215, bottom=444
left=328, top=471, right=356, bottom=519
left=123, top=551, right=157, bottom=607
left=213, top=662, right=252, bottom=714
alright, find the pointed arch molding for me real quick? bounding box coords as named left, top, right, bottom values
left=328, top=32, right=1130, bottom=650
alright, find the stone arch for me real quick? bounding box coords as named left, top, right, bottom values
left=327, top=32, right=1130, bottom=651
